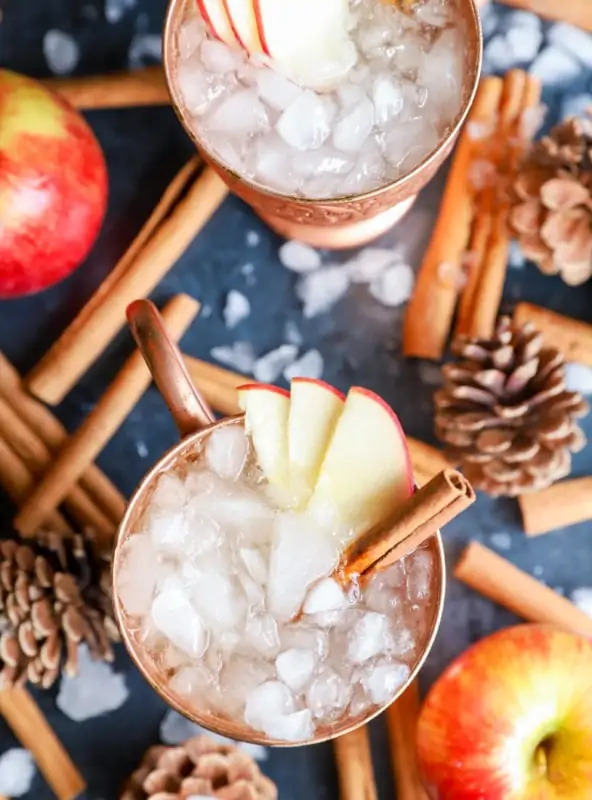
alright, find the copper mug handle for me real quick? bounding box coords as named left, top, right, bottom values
left=126, top=299, right=216, bottom=437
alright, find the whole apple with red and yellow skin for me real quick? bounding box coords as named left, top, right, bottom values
left=0, top=70, right=107, bottom=297
left=417, top=624, right=592, bottom=799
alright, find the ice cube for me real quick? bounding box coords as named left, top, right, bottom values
left=530, top=48, right=581, bottom=86
left=303, top=579, right=348, bottom=615
left=280, top=625, right=329, bottom=658
left=251, top=135, right=302, bottom=194
left=388, top=625, right=415, bottom=657
left=177, top=14, right=205, bottom=58
left=185, top=513, right=222, bottom=556
left=483, top=34, right=521, bottom=74
left=338, top=83, right=366, bottom=110
left=363, top=574, right=401, bottom=615
left=372, top=77, right=404, bottom=126
left=256, top=68, right=303, bottom=110
left=333, top=97, right=374, bottom=152
left=169, top=664, right=212, bottom=697
left=361, top=661, right=410, bottom=704
left=564, top=363, right=592, bottom=395
left=191, top=571, right=247, bottom=633
left=177, top=63, right=216, bottom=115
left=243, top=613, right=281, bottom=658
left=116, top=534, right=156, bottom=616
left=339, top=138, right=385, bottom=195
left=306, top=668, right=352, bottom=721
left=239, top=571, right=266, bottom=607
left=223, top=289, right=251, bottom=329
left=407, top=549, right=433, bottom=602
left=572, top=587, right=592, bottom=617
left=253, top=345, right=299, bottom=383
left=277, top=91, right=335, bottom=151
left=279, top=240, right=321, bottom=272
left=269, top=710, right=314, bottom=742
left=368, top=262, right=415, bottom=307
left=561, top=93, right=592, bottom=121
left=276, top=649, right=316, bottom=692
left=385, top=119, right=437, bottom=173
left=283, top=350, right=324, bottom=382
left=151, top=472, right=187, bottom=510
left=149, top=509, right=190, bottom=555
left=211, top=341, right=256, bottom=373
left=296, top=266, right=351, bottom=318
left=201, top=39, right=244, bottom=72
left=217, top=657, right=273, bottom=715
left=267, top=513, right=340, bottom=620
left=548, top=23, right=592, bottom=68
left=205, top=426, right=249, bottom=481
left=57, top=645, right=129, bottom=721
left=506, top=26, right=543, bottom=65
left=348, top=685, right=369, bottom=718
left=43, top=30, right=79, bottom=75
left=244, top=680, right=295, bottom=727
left=151, top=583, right=208, bottom=658
left=348, top=612, right=392, bottom=664
left=207, top=89, right=269, bottom=134
left=293, top=147, right=354, bottom=181
left=345, top=247, right=397, bottom=284
left=240, top=547, right=269, bottom=586
left=0, top=748, right=35, bottom=798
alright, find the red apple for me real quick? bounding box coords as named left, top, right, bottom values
left=417, top=624, right=592, bottom=799
left=0, top=70, right=107, bottom=297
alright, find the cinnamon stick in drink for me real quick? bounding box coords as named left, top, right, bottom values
left=14, top=294, right=200, bottom=538
left=333, top=726, right=377, bottom=800
left=455, top=541, right=592, bottom=637
left=386, top=680, right=430, bottom=800
left=0, top=352, right=125, bottom=525
left=42, top=66, right=169, bottom=109
left=26, top=164, right=226, bottom=405
left=519, top=477, right=592, bottom=536
left=402, top=76, right=503, bottom=359
left=514, top=303, right=592, bottom=367
left=498, top=0, right=592, bottom=31
left=338, top=469, right=475, bottom=582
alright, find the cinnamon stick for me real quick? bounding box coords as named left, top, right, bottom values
left=0, top=352, right=126, bottom=526
left=14, top=294, right=200, bottom=538
left=455, top=541, right=592, bottom=637
left=333, top=726, right=377, bottom=800
left=0, top=687, right=85, bottom=800
left=498, top=0, right=592, bottom=31
left=386, top=680, right=429, bottom=800
left=514, top=303, right=592, bottom=366
left=519, top=476, right=592, bottom=536
left=339, top=469, right=475, bottom=581
left=402, top=76, right=504, bottom=359
left=183, top=355, right=449, bottom=484
left=26, top=164, right=226, bottom=405
left=42, top=66, right=169, bottom=109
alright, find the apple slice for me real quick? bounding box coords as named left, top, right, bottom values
left=196, top=0, right=239, bottom=47
left=238, top=383, right=290, bottom=490
left=308, top=387, right=414, bottom=537
left=288, top=378, right=345, bottom=506
left=224, top=0, right=263, bottom=53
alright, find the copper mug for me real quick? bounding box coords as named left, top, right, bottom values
left=162, top=0, right=483, bottom=248
left=112, top=300, right=446, bottom=746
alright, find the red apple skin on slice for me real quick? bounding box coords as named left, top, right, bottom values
left=237, top=383, right=291, bottom=490
left=224, top=0, right=264, bottom=53
left=308, top=386, right=414, bottom=537
left=417, top=624, right=592, bottom=799
left=251, top=0, right=271, bottom=57
left=196, top=0, right=239, bottom=46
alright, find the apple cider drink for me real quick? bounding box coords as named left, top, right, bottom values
left=115, top=381, right=437, bottom=743
left=171, top=0, right=465, bottom=198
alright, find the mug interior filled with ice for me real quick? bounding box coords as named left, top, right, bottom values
left=168, top=0, right=469, bottom=199
left=114, top=380, right=442, bottom=745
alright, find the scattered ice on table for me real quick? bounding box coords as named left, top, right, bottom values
left=277, top=91, right=335, bottom=151
left=160, top=709, right=268, bottom=760
left=106, top=0, right=136, bottom=23
left=246, top=230, right=260, bottom=247
left=533, top=565, right=544, bottom=578
left=500, top=9, right=542, bottom=32
left=303, top=579, right=348, bottom=615
left=572, top=588, right=592, bottom=617
left=136, top=440, right=149, bottom=458
left=211, top=341, right=256, bottom=373
left=297, top=267, right=351, bottom=318
left=529, top=48, right=581, bottom=87
left=490, top=532, right=512, bottom=551
left=284, top=350, right=324, bottom=381
left=57, top=645, right=129, bottom=721
left=253, top=344, right=299, bottom=383
left=346, top=248, right=400, bottom=283
left=561, top=93, right=592, bottom=121
left=205, top=426, right=249, bottom=481
left=276, top=649, right=316, bottom=691
left=348, top=612, right=392, bottom=664
left=360, top=662, right=410, bottom=704
left=128, top=34, right=162, bottom=68
left=506, top=26, right=543, bottom=65
left=284, top=320, right=303, bottom=347
left=508, top=240, right=526, bottom=270
left=0, top=749, right=36, bottom=798
left=223, top=290, right=251, bottom=329
left=418, top=362, right=443, bottom=387
left=477, top=2, right=499, bottom=38
left=369, top=262, right=415, bottom=307
left=43, top=30, right=80, bottom=75
left=279, top=241, right=322, bottom=273
left=564, top=363, right=592, bottom=395
left=547, top=23, right=592, bottom=68
left=116, top=534, right=156, bottom=616
left=483, top=35, right=521, bottom=74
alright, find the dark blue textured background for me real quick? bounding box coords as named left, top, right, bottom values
left=1, top=1, right=591, bottom=797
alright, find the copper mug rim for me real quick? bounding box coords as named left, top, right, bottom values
left=112, top=300, right=447, bottom=747
left=162, top=0, right=483, bottom=206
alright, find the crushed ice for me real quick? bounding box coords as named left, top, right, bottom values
left=223, top=290, right=251, bottom=329
left=490, top=532, right=512, bottom=551
left=253, top=345, right=299, bottom=382
left=572, top=588, right=592, bottom=617
left=211, top=341, right=256, bottom=374
left=128, top=33, right=162, bottom=68
left=56, top=645, right=129, bottom=722
left=0, top=749, right=36, bottom=798
left=105, top=0, right=136, bottom=23
left=279, top=241, right=322, bottom=273
left=160, top=709, right=268, bottom=761
left=43, top=30, right=80, bottom=75
left=284, top=350, right=324, bottom=381
left=564, top=363, right=592, bottom=395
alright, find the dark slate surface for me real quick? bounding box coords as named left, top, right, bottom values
left=1, top=1, right=592, bottom=798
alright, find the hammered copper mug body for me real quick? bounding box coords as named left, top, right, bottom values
left=162, top=0, right=483, bottom=248
left=112, top=300, right=446, bottom=746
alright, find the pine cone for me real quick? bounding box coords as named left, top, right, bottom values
left=120, top=736, right=278, bottom=800
left=0, top=530, right=118, bottom=689
left=434, top=316, right=589, bottom=497
left=509, top=116, right=592, bottom=286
